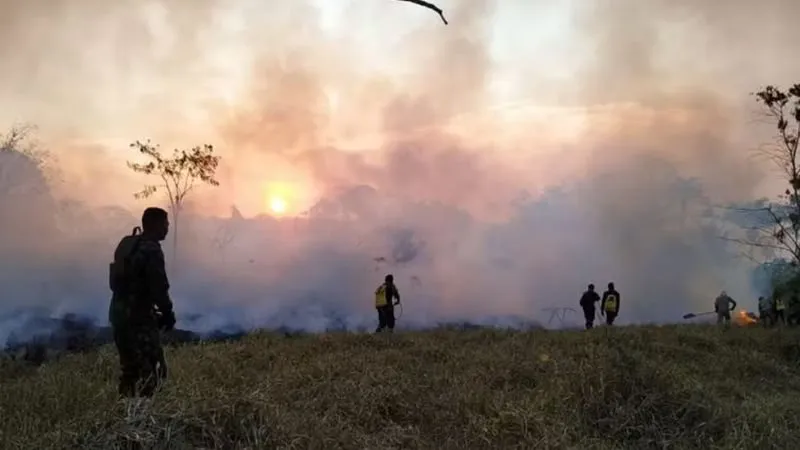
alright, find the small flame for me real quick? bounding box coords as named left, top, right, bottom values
left=736, top=310, right=758, bottom=326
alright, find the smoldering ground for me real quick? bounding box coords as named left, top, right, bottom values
left=0, top=0, right=796, bottom=344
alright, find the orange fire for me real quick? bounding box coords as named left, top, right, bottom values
left=735, top=310, right=758, bottom=326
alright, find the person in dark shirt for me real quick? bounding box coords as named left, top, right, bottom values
left=601, top=282, right=621, bottom=326
left=758, top=296, right=772, bottom=328
left=579, top=284, right=600, bottom=330
left=109, top=207, right=176, bottom=398
left=375, top=274, right=401, bottom=333
left=788, top=292, right=800, bottom=326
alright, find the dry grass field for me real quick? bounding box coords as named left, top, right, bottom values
left=2, top=324, right=800, bottom=449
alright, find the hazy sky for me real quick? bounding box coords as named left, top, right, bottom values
left=0, top=0, right=797, bottom=334
left=1, top=0, right=795, bottom=215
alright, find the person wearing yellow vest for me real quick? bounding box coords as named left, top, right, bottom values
left=375, top=274, right=401, bottom=333
left=774, top=293, right=787, bottom=326
left=600, top=282, right=620, bottom=326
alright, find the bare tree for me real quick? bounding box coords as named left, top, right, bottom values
left=0, top=124, right=31, bottom=153
left=724, top=85, right=800, bottom=266
left=0, top=124, right=54, bottom=195
left=0, top=124, right=46, bottom=160
left=394, top=0, right=448, bottom=24
left=127, top=139, right=221, bottom=268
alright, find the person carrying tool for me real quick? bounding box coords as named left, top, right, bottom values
left=375, top=274, right=401, bottom=333
left=601, top=282, right=621, bottom=326
left=714, top=290, right=737, bottom=328
left=579, top=284, right=600, bottom=330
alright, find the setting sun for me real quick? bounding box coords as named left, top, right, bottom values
left=260, top=177, right=317, bottom=218
left=269, top=196, right=287, bottom=215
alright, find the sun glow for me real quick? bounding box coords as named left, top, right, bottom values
left=263, top=181, right=296, bottom=216
left=261, top=177, right=321, bottom=218
left=269, top=195, right=288, bottom=215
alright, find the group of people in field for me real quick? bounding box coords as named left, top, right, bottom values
left=578, top=283, right=621, bottom=330
left=121, top=207, right=800, bottom=402
left=116, top=203, right=800, bottom=404
left=757, top=290, right=800, bottom=327
left=710, top=290, right=800, bottom=328
left=375, top=278, right=626, bottom=333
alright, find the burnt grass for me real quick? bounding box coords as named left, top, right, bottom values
left=1, top=324, right=800, bottom=449
left=1, top=313, right=248, bottom=366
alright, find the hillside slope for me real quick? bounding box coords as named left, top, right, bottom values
left=2, top=325, right=800, bottom=449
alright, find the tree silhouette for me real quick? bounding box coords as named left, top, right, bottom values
left=725, top=85, right=800, bottom=264
left=0, top=124, right=52, bottom=197
left=0, top=124, right=33, bottom=153
left=127, top=139, right=221, bottom=268
left=0, top=124, right=49, bottom=163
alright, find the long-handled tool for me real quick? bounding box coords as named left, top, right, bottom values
left=682, top=311, right=716, bottom=320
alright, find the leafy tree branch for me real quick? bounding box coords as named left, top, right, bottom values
left=127, top=139, right=221, bottom=267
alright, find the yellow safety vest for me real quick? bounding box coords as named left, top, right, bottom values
left=776, top=297, right=786, bottom=311
left=375, top=284, right=388, bottom=307
left=604, top=294, right=618, bottom=312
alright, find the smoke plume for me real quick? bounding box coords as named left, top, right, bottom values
left=1, top=0, right=797, bottom=341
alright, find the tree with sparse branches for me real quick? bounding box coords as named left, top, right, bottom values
left=127, top=139, right=221, bottom=268
left=1, top=124, right=32, bottom=153
left=0, top=123, right=46, bottom=161
left=723, top=84, right=800, bottom=306
left=0, top=124, right=53, bottom=193
left=726, top=85, right=800, bottom=265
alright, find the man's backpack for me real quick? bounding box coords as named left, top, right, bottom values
left=375, top=284, right=388, bottom=307
left=604, top=293, right=619, bottom=312
left=109, top=226, right=143, bottom=295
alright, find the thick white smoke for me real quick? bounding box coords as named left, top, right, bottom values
left=1, top=0, right=796, bottom=343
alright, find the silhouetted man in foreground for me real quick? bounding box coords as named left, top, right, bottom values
left=109, top=207, right=176, bottom=398
left=601, top=282, right=621, bottom=326
left=375, top=274, right=401, bottom=333
left=579, top=284, right=600, bottom=330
